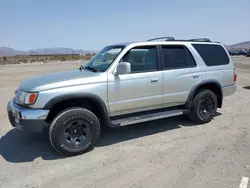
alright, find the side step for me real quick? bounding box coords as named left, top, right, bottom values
left=110, top=109, right=189, bottom=127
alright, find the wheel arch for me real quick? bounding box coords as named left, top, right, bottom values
left=44, top=94, right=111, bottom=126
left=186, top=80, right=223, bottom=109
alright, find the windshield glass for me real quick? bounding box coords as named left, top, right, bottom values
left=81, top=45, right=125, bottom=72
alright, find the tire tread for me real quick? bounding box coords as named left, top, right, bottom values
left=189, top=89, right=217, bottom=124
left=49, top=107, right=100, bottom=156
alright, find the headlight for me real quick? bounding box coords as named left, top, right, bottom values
left=15, top=89, right=38, bottom=105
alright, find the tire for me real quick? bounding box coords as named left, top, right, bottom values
left=49, top=107, right=100, bottom=156
left=189, top=89, right=217, bottom=124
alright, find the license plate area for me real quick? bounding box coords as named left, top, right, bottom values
left=12, top=110, right=20, bottom=123
left=11, top=108, right=20, bottom=119
left=15, top=117, right=20, bottom=124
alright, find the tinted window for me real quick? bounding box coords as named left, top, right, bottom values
left=192, top=44, right=229, bottom=66
left=122, top=46, right=158, bottom=73
left=162, top=45, right=196, bottom=69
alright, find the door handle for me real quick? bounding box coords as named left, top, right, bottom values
left=151, top=78, right=159, bottom=83
left=193, top=74, right=200, bottom=78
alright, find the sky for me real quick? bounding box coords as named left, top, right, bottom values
left=0, top=0, right=249, bottom=50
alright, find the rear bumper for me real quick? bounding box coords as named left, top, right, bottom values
left=7, top=100, right=49, bottom=133
left=222, top=84, right=237, bottom=97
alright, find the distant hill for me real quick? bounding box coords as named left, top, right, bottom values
left=225, top=41, right=250, bottom=50
left=0, top=47, right=19, bottom=56
left=1, top=41, right=250, bottom=56
left=0, top=47, right=96, bottom=57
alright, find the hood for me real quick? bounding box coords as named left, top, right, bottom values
left=19, top=69, right=105, bottom=92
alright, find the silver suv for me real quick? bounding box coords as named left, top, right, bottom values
left=7, top=37, right=237, bottom=156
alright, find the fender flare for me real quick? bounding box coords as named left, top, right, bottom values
left=44, top=93, right=111, bottom=125
left=185, top=80, right=223, bottom=109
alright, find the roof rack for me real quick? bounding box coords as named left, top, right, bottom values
left=188, top=38, right=211, bottom=42
left=147, top=37, right=175, bottom=41
left=147, top=37, right=212, bottom=42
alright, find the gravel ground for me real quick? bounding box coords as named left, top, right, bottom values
left=0, top=56, right=250, bottom=188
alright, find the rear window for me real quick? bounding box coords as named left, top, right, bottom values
left=192, top=44, right=229, bottom=66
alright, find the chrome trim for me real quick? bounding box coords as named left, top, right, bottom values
left=8, top=99, right=49, bottom=120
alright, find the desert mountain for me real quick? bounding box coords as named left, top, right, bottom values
left=0, top=47, right=96, bottom=56
left=225, top=41, right=250, bottom=50
left=1, top=41, right=250, bottom=56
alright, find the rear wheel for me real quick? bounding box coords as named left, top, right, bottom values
left=189, top=90, right=217, bottom=124
left=49, top=107, right=100, bottom=156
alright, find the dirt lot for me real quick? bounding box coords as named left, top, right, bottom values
left=0, top=56, right=250, bottom=188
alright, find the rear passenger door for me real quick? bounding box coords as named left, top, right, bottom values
left=160, top=44, right=202, bottom=106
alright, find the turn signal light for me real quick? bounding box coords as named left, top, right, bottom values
left=24, top=92, right=38, bottom=104
left=29, top=93, right=37, bottom=104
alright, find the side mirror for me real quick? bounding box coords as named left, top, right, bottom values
left=116, top=62, right=131, bottom=75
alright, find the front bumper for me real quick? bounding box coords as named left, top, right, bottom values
left=7, top=99, right=50, bottom=133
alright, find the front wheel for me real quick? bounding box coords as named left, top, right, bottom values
left=189, top=90, right=217, bottom=124
left=49, top=107, right=100, bottom=156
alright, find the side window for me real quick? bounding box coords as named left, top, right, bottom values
left=162, top=45, right=196, bottom=69
left=192, top=44, right=229, bottom=66
left=122, top=46, right=158, bottom=73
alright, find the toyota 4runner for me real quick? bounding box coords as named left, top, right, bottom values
left=7, top=37, right=237, bottom=156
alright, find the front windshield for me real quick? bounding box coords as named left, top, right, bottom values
left=81, top=45, right=125, bottom=72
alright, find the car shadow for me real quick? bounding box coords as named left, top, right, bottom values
left=243, top=86, right=250, bottom=90
left=98, top=116, right=196, bottom=147
left=98, top=112, right=222, bottom=147
left=214, top=111, right=222, bottom=117
left=0, top=128, right=64, bottom=163
left=0, top=114, right=222, bottom=163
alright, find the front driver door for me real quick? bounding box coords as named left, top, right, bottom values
left=108, top=45, right=163, bottom=116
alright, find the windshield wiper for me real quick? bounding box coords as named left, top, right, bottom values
left=80, top=65, right=99, bottom=72
left=79, top=65, right=84, bottom=70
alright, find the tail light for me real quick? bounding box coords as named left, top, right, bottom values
left=234, top=68, right=237, bottom=82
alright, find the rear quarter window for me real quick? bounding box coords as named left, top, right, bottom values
left=192, top=43, right=229, bottom=66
